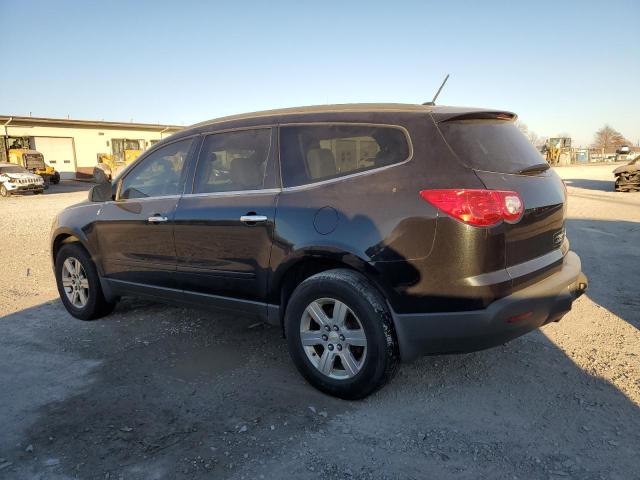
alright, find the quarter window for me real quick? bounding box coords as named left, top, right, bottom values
left=193, top=129, right=271, bottom=193
left=280, top=125, right=410, bottom=187
left=119, top=138, right=193, bottom=199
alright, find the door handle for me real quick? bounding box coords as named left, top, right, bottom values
left=240, top=215, right=268, bottom=224
left=148, top=215, right=168, bottom=223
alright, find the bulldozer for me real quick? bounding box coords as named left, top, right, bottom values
left=1, top=136, right=60, bottom=185
left=543, top=137, right=572, bottom=165
left=94, top=139, right=143, bottom=180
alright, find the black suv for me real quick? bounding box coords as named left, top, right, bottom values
left=51, top=104, right=588, bottom=399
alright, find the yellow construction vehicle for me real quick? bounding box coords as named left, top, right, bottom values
left=94, top=139, right=143, bottom=180
left=544, top=137, right=572, bottom=165
left=2, top=136, right=60, bottom=184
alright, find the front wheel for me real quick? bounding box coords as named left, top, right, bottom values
left=55, top=243, right=116, bottom=320
left=285, top=269, right=399, bottom=399
left=0, top=184, right=10, bottom=197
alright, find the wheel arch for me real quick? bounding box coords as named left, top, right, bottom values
left=51, top=228, right=96, bottom=271
left=271, top=249, right=389, bottom=334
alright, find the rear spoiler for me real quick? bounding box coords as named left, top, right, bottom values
left=430, top=107, right=517, bottom=123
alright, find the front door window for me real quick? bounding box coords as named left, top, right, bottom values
left=119, top=139, right=193, bottom=199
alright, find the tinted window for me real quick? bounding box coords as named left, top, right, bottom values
left=119, top=138, right=192, bottom=199
left=280, top=125, right=410, bottom=187
left=194, top=129, right=271, bottom=193
left=440, top=120, right=545, bottom=174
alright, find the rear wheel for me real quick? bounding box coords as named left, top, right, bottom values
left=55, top=243, right=116, bottom=320
left=285, top=269, right=399, bottom=399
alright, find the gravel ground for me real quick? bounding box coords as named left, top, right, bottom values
left=0, top=167, right=638, bottom=480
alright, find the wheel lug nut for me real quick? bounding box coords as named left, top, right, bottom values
left=339, top=334, right=345, bottom=341
left=327, top=344, right=334, bottom=351
left=322, top=334, right=328, bottom=341
left=325, top=325, right=331, bottom=332
left=333, top=325, right=339, bottom=331
left=336, top=344, right=343, bottom=351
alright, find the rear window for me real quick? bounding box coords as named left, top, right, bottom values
left=440, top=120, right=545, bottom=174
left=280, top=124, right=410, bottom=187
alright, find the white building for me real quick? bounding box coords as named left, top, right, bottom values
left=1, top=115, right=183, bottom=179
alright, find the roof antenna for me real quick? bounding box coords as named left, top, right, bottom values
left=422, top=74, right=450, bottom=106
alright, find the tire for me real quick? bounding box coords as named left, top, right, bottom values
left=55, top=243, right=116, bottom=320
left=285, top=269, right=399, bottom=399
left=51, top=173, right=60, bottom=184
left=0, top=184, right=10, bottom=197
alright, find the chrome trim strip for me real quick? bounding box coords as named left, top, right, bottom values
left=104, top=194, right=181, bottom=205
left=281, top=156, right=413, bottom=192
left=507, top=248, right=564, bottom=280
left=182, top=188, right=281, bottom=198
left=465, top=248, right=564, bottom=287
left=240, top=215, right=268, bottom=222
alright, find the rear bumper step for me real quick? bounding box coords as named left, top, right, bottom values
left=392, top=251, right=587, bottom=361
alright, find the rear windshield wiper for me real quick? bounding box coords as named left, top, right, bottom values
left=515, top=163, right=550, bottom=175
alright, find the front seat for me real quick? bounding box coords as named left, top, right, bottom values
left=230, top=156, right=263, bottom=190
left=306, top=148, right=336, bottom=179
left=196, top=152, right=217, bottom=192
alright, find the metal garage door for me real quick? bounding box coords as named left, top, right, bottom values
left=33, top=137, right=76, bottom=179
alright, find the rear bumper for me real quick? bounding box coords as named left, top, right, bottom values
left=392, top=251, right=588, bottom=361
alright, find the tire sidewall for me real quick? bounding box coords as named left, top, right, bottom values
left=0, top=185, right=8, bottom=197
left=286, top=271, right=397, bottom=398
left=55, top=244, right=103, bottom=320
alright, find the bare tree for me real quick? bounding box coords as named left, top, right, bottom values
left=516, top=121, right=540, bottom=146
left=591, top=125, right=630, bottom=149
left=516, top=121, right=529, bottom=136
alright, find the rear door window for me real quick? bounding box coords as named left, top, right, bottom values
left=193, top=129, right=271, bottom=193
left=280, top=124, right=411, bottom=187
left=439, top=120, right=545, bottom=174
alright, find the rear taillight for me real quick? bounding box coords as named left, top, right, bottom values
left=419, top=189, right=524, bottom=227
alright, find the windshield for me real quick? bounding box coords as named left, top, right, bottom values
left=0, top=165, right=27, bottom=174
left=440, top=120, right=546, bottom=174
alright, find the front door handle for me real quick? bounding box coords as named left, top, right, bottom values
left=148, top=215, right=168, bottom=223
left=240, top=215, right=268, bottom=224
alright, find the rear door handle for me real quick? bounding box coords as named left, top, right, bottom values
left=148, top=215, right=168, bottom=223
left=240, top=215, right=268, bottom=223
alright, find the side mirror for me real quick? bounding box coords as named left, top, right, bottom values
left=89, top=166, right=115, bottom=202
left=88, top=182, right=114, bottom=202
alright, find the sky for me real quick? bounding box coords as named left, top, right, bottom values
left=1, top=0, right=638, bottom=147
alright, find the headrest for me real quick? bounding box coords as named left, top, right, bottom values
left=230, top=156, right=262, bottom=189
left=306, top=148, right=336, bottom=179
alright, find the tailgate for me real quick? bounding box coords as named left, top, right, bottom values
left=475, top=169, right=567, bottom=282
left=438, top=115, right=568, bottom=287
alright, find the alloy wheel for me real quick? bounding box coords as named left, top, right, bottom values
left=61, top=257, right=89, bottom=308
left=300, top=298, right=367, bottom=380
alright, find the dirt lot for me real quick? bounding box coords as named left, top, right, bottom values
left=1, top=166, right=638, bottom=480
